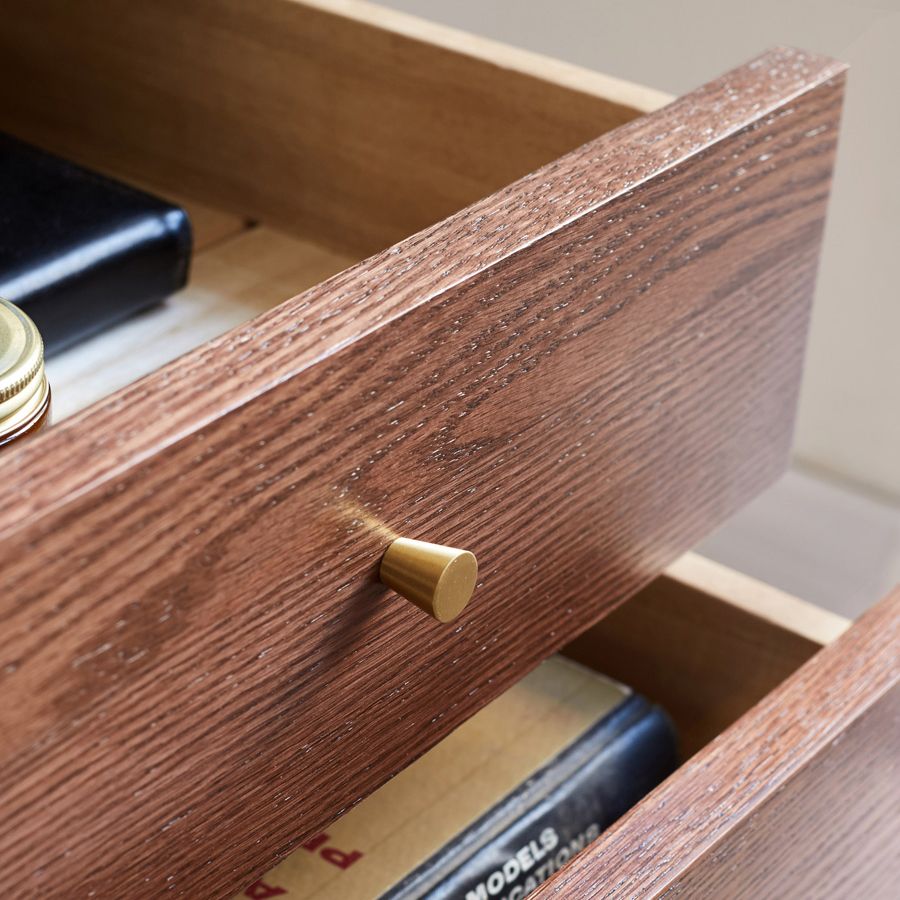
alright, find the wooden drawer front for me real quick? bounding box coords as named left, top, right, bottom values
left=0, top=35, right=844, bottom=900
left=538, top=587, right=900, bottom=900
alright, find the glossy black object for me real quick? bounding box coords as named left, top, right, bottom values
left=385, top=693, right=678, bottom=900
left=0, top=133, right=191, bottom=356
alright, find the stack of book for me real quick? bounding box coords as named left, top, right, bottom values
left=240, top=656, right=677, bottom=900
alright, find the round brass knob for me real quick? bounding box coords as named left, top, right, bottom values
left=379, top=538, right=478, bottom=623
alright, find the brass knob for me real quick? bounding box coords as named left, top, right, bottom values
left=379, top=538, right=478, bottom=623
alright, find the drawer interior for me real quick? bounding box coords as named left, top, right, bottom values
left=561, top=552, right=847, bottom=758
left=250, top=552, right=850, bottom=895
left=0, top=0, right=671, bottom=420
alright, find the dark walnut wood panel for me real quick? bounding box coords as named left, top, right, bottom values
left=0, top=0, right=666, bottom=257
left=0, top=50, right=844, bottom=897
left=536, top=587, right=900, bottom=900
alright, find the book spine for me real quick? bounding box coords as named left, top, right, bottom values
left=384, top=696, right=677, bottom=900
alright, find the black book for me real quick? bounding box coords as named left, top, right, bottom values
left=240, top=657, right=677, bottom=900
left=0, top=133, right=191, bottom=355
left=386, top=693, right=675, bottom=900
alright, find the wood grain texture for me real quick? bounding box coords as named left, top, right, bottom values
left=563, top=552, right=849, bottom=757
left=0, top=49, right=845, bottom=898
left=536, top=587, right=900, bottom=900
left=0, top=0, right=669, bottom=257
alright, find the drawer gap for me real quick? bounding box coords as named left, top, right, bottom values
left=561, top=553, right=847, bottom=757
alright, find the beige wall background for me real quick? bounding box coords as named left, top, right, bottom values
left=383, top=0, right=900, bottom=502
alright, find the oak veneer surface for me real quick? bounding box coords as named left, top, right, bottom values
left=0, top=50, right=844, bottom=897
left=0, top=0, right=668, bottom=256
left=535, top=588, right=900, bottom=900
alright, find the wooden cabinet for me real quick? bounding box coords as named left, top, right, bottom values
left=2, top=2, right=892, bottom=898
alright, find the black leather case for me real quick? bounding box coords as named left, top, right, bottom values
left=0, top=133, right=191, bottom=355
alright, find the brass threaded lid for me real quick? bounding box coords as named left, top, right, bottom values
left=0, top=297, right=49, bottom=437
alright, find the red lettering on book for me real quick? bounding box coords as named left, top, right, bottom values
left=244, top=880, right=287, bottom=898
left=321, top=847, right=362, bottom=870
left=300, top=832, right=363, bottom=870
left=302, top=832, right=329, bottom=852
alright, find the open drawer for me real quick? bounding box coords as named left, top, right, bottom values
left=545, top=558, right=899, bottom=899
left=242, top=557, right=898, bottom=899
left=0, top=1, right=857, bottom=896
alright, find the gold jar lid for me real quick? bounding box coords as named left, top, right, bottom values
left=0, top=297, right=50, bottom=441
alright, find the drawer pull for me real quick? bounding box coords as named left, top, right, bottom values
left=379, top=538, right=478, bottom=623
